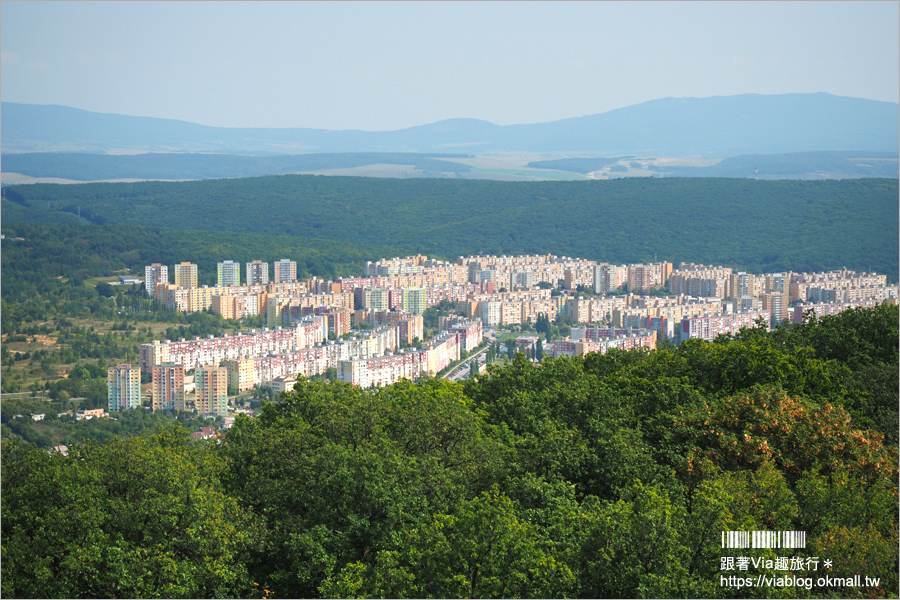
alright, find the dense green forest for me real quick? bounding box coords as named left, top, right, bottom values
left=4, top=176, right=896, bottom=279
left=2, top=305, right=897, bottom=598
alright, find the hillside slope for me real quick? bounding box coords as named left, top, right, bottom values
left=3, top=176, right=896, bottom=279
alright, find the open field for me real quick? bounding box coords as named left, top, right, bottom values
left=1, top=171, right=188, bottom=186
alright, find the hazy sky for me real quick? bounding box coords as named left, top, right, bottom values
left=2, top=1, right=898, bottom=131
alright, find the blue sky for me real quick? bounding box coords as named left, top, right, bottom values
left=1, top=1, right=898, bottom=131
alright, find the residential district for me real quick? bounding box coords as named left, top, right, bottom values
left=101, top=255, right=897, bottom=424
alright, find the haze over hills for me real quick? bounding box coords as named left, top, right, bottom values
left=3, top=93, right=897, bottom=157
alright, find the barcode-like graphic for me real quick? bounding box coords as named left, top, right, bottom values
left=721, top=530, right=806, bottom=549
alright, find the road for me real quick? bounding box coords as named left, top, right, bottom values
left=446, top=345, right=490, bottom=382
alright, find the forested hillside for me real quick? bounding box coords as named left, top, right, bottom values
left=3, top=305, right=897, bottom=598
left=3, top=176, right=897, bottom=279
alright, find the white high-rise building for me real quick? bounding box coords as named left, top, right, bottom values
left=145, top=263, right=168, bottom=297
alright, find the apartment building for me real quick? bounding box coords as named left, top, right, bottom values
left=790, top=298, right=878, bottom=324
left=669, top=264, right=733, bottom=298
left=627, top=264, right=654, bottom=293
left=565, top=295, right=631, bottom=324
left=336, top=277, right=377, bottom=293
left=364, top=255, right=430, bottom=277
left=338, top=349, right=428, bottom=387
left=108, top=364, right=141, bottom=413
left=441, top=317, right=484, bottom=353
left=217, top=260, right=241, bottom=287
left=763, top=273, right=791, bottom=294
left=151, top=363, right=185, bottom=412
left=341, top=327, right=400, bottom=361
left=145, top=263, right=168, bottom=297
left=266, top=291, right=355, bottom=328
left=396, top=314, right=424, bottom=345
left=274, top=259, right=297, bottom=283
left=467, top=293, right=562, bottom=327
left=459, top=254, right=597, bottom=289
left=572, top=325, right=653, bottom=341
left=680, top=310, right=771, bottom=342
left=551, top=330, right=656, bottom=358
left=174, top=262, right=198, bottom=289
left=195, top=366, right=228, bottom=416
left=422, top=331, right=461, bottom=376
left=727, top=272, right=763, bottom=299
left=267, top=279, right=318, bottom=296
left=358, top=288, right=396, bottom=312
left=227, top=358, right=256, bottom=393
left=402, top=288, right=427, bottom=315
left=789, top=270, right=888, bottom=302
left=246, top=260, right=269, bottom=285
left=314, top=307, right=352, bottom=337
left=477, top=301, right=502, bottom=327
left=761, top=292, right=790, bottom=325
left=564, top=266, right=594, bottom=290
left=593, top=264, right=629, bottom=294
left=222, top=325, right=400, bottom=390
left=212, top=293, right=266, bottom=320
left=263, top=347, right=329, bottom=382
left=139, top=319, right=328, bottom=372
left=267, top=375, right=298, bottom=395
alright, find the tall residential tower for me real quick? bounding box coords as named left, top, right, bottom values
left=246, top=260, right=269, bottom=285
left=274, top=259, right=297, bottom=283
left=174, top=262, right=198, bottom=289
left=145, top=263, right=168, bottom=297
left=108, top=364, right=141, bottom=412
left=217, top=260, right=241, bottom=287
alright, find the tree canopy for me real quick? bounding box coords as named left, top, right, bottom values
left=2, top=304, right=897, bottom=598
left=4, top=176, right=897, bottom=279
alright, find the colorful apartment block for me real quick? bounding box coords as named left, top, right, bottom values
left=402, top=288, right=427, bottom=315
left=274, top=259, right=298, bottom=283
left=108, top=364, right=141, bottom=412
left=217, top=260, right=241, bottom=287
left=151, top=363, right=185, bottom=412
left=195, top=366, right=228, bottom=416
left=174, top=262, right=198, bottom=289
left=227, top=358, right=256, bottom=393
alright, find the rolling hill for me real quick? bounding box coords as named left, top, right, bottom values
left=3, top=93, right=897, bottom=156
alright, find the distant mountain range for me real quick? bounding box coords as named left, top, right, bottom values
left=3, top=93, right=898, bottom=157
